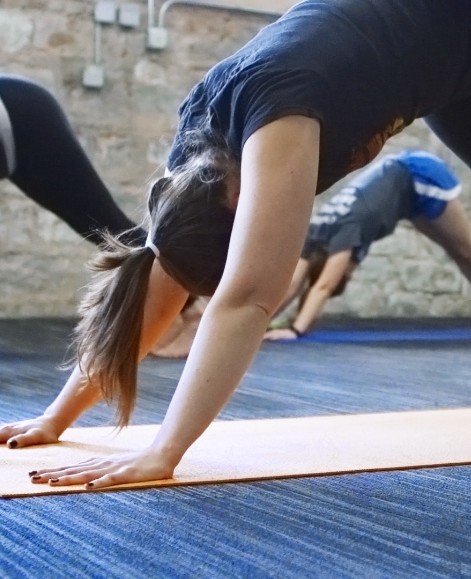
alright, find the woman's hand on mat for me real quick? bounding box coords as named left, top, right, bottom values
left=263, top=328, right=298, bottom=341
left=29, top=448, right=175, bottom=489
left=0, top=416, right=61, bottom=448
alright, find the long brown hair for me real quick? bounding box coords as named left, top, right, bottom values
left=73, top=125, right=238, bottom=427
left=74, top=238, right=155, bottom=427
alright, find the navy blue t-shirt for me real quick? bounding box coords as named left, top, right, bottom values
left=168, top=0, right=471, bottom=193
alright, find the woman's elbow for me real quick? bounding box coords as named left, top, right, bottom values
left=215, top=280, right=285, bottom=320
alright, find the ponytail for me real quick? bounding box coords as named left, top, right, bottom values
left=73, top=234, right=155, bottom=428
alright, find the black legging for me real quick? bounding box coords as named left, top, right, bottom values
left=0, top=75, right=146, bottom=246
left=425, top=95, right=471, bottom=171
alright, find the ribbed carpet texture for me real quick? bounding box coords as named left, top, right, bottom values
left=1, top=318, right=470, bottom=578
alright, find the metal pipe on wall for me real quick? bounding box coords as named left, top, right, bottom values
left=148, top=0, right=156, bottom=29
left=153, top=0, right=282, bottom=28
left=94, top=22, right=103, bottom=65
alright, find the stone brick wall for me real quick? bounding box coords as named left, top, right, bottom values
left=0, top=1, right=470, bottom=317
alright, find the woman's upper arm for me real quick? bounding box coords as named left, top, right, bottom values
left=139, top=261, right=189, bottom=358
left=217, top=115, right=321, bottom=313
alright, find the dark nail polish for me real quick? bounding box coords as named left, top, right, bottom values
left=50, top=478, right=59, bottom=483
left=31, top=475, right=41, bottom=480
left=8, top=440, right=18, bottom=449
left=28, top=470, right=38, bottom=476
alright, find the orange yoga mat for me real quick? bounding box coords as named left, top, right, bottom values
left=1, top=408, right=470, bottom=498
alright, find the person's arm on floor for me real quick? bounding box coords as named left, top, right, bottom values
left=264, top=250, right=353, bottom=341
left=32, top=115, right=320, bottom=489
left=0, top=364, right=101, bottom=448
left=271, top=257, right=311, bottom=317
left=0, top=263, right=188, bottom=449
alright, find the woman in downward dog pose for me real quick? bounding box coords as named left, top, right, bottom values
left=265, top=150, right=471, bottom=341
left=1, top=0, right=471, bottom=489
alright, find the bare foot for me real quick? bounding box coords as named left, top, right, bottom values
left=149, top=297, right=207, bottom=358
left=150, top=319, right=200, bottom=358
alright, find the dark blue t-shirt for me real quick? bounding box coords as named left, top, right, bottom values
left=168, top=0, right=471, bottom=193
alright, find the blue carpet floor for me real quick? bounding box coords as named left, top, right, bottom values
left=302, top=328, right=471, bottom=342
left=0, top=317, right=470, bottom=578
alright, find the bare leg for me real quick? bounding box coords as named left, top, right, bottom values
left=150, top=298, right=208, bottom=358
left=412, top=198, right=471, bottom=282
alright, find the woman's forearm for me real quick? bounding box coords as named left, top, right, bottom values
left=292, top=251, right=353, bottom=334
left=42, top=365, right=102, bottom=434
left=291, top=286, right=330, bottom=335
left=150, top=297, right=269, bottom=466
left=273, top=259, right=310, bottom=318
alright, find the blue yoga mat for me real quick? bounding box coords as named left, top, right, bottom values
left=301, top=328, right=471, bottom=343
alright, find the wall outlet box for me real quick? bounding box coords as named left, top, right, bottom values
left=82, top=64, right=105, bottom=89
left=119, top=3, right=141, bottom=28
left=147, top=27, right=168, bottom=50
left=94, top=1, right=116, bottom=24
